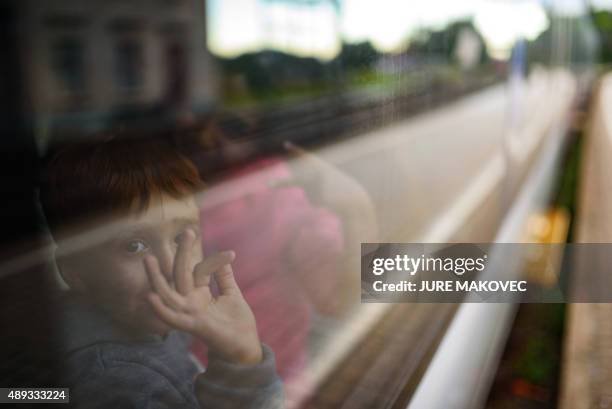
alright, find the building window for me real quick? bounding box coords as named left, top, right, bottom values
left=51, top=36, right=86, bottom=93
left=114, top=39, right=143, bottom=91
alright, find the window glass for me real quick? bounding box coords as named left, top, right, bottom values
left=0, top=0, right=597, bottom=407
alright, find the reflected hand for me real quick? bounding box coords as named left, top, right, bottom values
left=144, top=229, right=262, bottom=365
left=282, top=141, right=371, bottom=212
left=282, top=142, right=379, bottom=314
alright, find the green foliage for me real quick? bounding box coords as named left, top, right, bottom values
left=337, top=41, right=379, bottom=71
left=592, top=10, right=612, bottom=63
left=512, top=304, right=565, bottom=385
left=408, top=19, right=489, bottom=65
left=527, top=13, right=599, bottom=67
left=217, top=50, right=335, bottom=94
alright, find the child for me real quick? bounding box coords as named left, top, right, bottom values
left=39, top=135, right=283, bottom=409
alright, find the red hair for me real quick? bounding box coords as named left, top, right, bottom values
left=40, top=135, right=203, bottom=239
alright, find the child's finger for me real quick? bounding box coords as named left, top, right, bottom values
left=173, top=228, right=196, bottom=295
left=194, top=251, right=236, bottom=287
left=214, top=263, right=241, bottom=296
left=148, top=293, right=192, bottom=330
left=144, top=256, right=186, bottom=311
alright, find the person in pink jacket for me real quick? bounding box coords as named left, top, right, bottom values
left=194, top=156, right=345, bottom=380
left=179, top=114, right=377, bottom=394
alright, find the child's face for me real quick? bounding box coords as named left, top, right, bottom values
left=65, top=193, right=202, bottom=335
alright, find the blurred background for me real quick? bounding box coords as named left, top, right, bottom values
left=3, top=0, right=612, bottom=408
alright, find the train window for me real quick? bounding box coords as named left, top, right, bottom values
left=0, top=0, right=597, bottom=408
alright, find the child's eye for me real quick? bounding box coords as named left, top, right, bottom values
left=125, top=239, right=149, bottom=254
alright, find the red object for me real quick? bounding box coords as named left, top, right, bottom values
left=511, top=378, right=550, bottom=402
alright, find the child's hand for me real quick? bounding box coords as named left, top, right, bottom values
left=144, top=229, right=262, bottom=365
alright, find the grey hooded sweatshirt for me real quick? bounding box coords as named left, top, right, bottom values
left=61, top=296, right=284, bottom=409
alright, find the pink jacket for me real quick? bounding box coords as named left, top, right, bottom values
left=193, top=157, right=344, bottom=380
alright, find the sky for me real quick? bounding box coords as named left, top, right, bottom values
left=206, top=0, right=588, bottom=60
left=592, top=0, right=612, bottom=9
